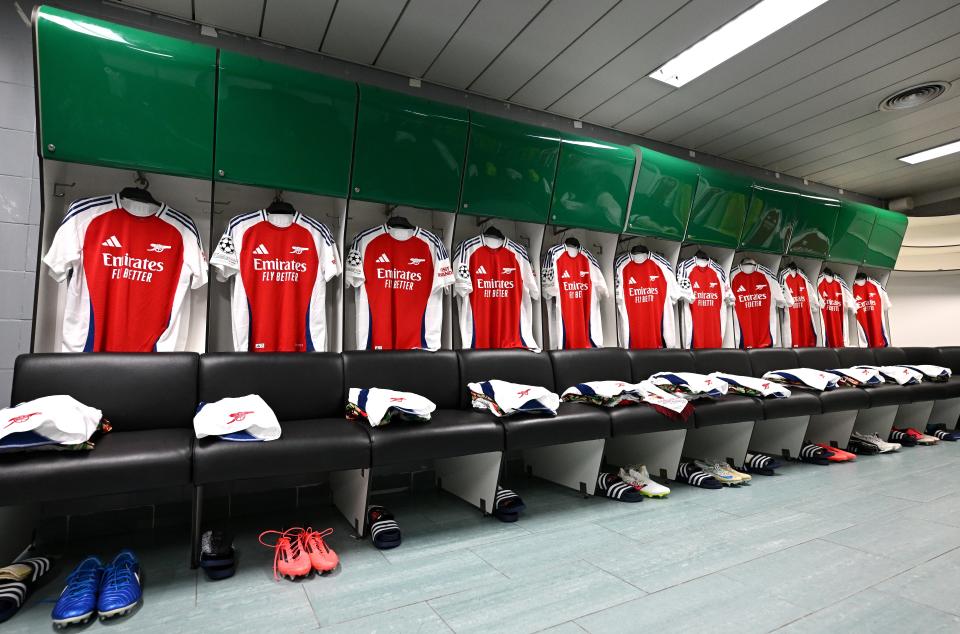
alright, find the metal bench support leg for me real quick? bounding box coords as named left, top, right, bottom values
left=190, top=485, right=203, bottom=569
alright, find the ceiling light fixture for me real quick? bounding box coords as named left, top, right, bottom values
left=649, top=0, right=830, bottom=88
left=899, top=139, right=960, bottom=165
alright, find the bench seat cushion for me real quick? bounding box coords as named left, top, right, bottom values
left=500, top=403, right=610, bottom=451
left=760, top=392, right=821, bottom=418
left=367, top=409, right=503, bottom=466
left=819, top=387, right=870, bottom=412
left=193, top=419, right=371, bottom=484
left=862, top=384, right=912, bottom=407
left=0, top=429, right=192, bottom=506
left=692, top=395, right=762, bottom=427
left=609, top=405, right=693, bottom=436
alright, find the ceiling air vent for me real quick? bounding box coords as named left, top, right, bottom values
left=879, top=82, right=950, bottom=111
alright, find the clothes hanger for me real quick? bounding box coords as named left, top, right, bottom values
left=386, top=215, right=415, bottom=229
left=694, top=249, right=710, bottom=261
left=266, top=190, right=295, bottom=214
left=855, top=272, right=867, bottom=281
left=119, top=172, right=159, bottom=206
left=786, top=261, right=798, bottom=271
left=482, top=225, right=505, bottom=240
left=630, top=244, right=650, bottom=255
left=822, top=266, right=834, bottom=277
left=564, top=236, right=581, bottom=249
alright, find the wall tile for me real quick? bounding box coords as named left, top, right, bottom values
left=19, top=272, right=34, bottom=319
left=0, top=369, right=12, bottom=407
left=0, top=221, right=28, bottom=270
left=0, top=174, right=30, bottom=223
left=0, top=81, right=35, bottom=132
left=25, top=223, right=38, bottom=272
left=0, top=271, right=22, bottom=318
left=18, top=319, right=31, bottom=355
left=0, top=5, right=34, bottom=87
left=0, top=129, right=34, bottom=178
left=28, top=178, right=39, bottom=224
left=0, top=319, right=21, bottom=369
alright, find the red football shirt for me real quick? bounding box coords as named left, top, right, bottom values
left=780, top=269, right=818, bottom=348
left=210, top=212, right=341, bottom=352
left=678, top=258, right=732, bottom=349
left=730, top=266, right=787, bottom=349
left=817, top=276, right=850, bottom=348
left=853, top=278, right=891, bottom=348
left=453, top=236, right=539, bottom=350
left=345, top=225, right=454, bottom=350
left=615, top=254, right=681, bottom=349
left=542, top=244, right=607, bottom=349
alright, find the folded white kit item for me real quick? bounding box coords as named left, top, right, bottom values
left=194, top=394, right=281, bottom=441
left=562, top=380, right=693, bottom=419
left=762, top=368, right=838, bottom=391
left=708, top=372, right=791, bottom=398
left=0, top=395, right=104, bottom=451
left=648, top=372, right=728, bottom=399
left=468, top=380, right=559, bottom=417
left=347, top=388, right=436, bottom=427
left=824, top=366, right=883, bottom=386
left=856, top=365, right=922, bottom=385
left=896, top=364, right=951, bottom=381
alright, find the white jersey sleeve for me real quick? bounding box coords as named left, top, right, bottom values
left=43, top=195, right=117, bottom=282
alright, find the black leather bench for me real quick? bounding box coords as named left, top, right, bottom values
left=458, top=349, right=611, bottom=449
left=793, top=348, right=871, bottom=412
left=876, top=347, right=953, bottom=402
left=836, top=347, right=913, bottom=407
left=628, top=349, right=762, bottom=427
left=342, top=351, right=503, bottom=464
left=550, top=348, right=694, bottom=436
left=0, top=354, right=196, bottom=507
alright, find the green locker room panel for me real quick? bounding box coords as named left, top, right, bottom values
left=625, top=147, right=698, bottom=241
left=352, top=86, right=469, bottom=211
left=35, top=6, right=216, bottom=179
left=459, top=113, right=560, bottom=224
left=215, top=51, right=357, bottom=197
left=549, top=135, right=635, bottom=233
left=788, top=193, right=839, bottom=258
left=863, top=208, right=908, bottom=269
left=685, top=167, right=752, bottom=248
left=740, top=184, right=799, bottom=254
left=830, top=200, right=877, bottom=264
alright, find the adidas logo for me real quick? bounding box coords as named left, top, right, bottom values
left=628, top=276, right=637, bottom=284
left=475, top=265, right=488, bottom=275
left=253, top=244, right=269, bottom=255
left=737, top=285, right=746, bottom=292
left=562, top=271, right=571, bottom=279
left=101, top=235, right=122, bottom=248
left=693, top=282, right=700, bottom=289
left=376, top=253, right=390, bottom=264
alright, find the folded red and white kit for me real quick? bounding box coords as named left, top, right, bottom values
left=194, top=394, right=281, bottom=441
left=469, top=380, right=559, bottom=417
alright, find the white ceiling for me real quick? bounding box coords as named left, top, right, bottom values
left=121, top=0, right=960, bottom=202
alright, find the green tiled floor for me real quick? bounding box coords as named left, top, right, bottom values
left=8, top=446, right=960, bottom=633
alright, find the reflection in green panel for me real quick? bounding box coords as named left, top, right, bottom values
left=830, top=200, right=876, bottom=264
left=625, top=147, right=698, bottom=240
left=788, top=193, right=839, bottom=258
left=36, top=6, right=216, bottom=178
left=740, top=184, right=798, bottom=254
left=215, top=51, right=357, bottom=197
left=550, top=135, right=635, bottom=233
left=352, top=85, right=469, bottom=211
left=864, top=208, right=908, bottom=269
left=460, top=113, right=560, bottom=223
left=685, top=167, right=752, bottom=247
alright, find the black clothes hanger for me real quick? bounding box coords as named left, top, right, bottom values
left=822, top=267, right=834, bottom=277
left=694, top=249, right=710, bottom=260
left=386, top=215, right=415, bottom=229
left=119, top=172, right=159, bottom=206
left=266, top=192, right=295, bottom=214
left=855, top=272, right=868, bottom=281
left=482, top=225, right=505, bottom=240
left=564, top=236, right=580, bottom=249
left=786, top=261, right=798, bottom=271
left=630, top=244, right=650, bottom=255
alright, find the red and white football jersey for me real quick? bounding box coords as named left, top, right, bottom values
left=729, top=263, right=790, bottom=349
left=453, top=234, right=539, bottom=350
left=345, top=225, right=454, bottom=351
left=614, top=252, right=686, bottom=349
left=817, top=274, right=855, bottom=347
left=210, top=211, right=341, bottom=352
left=43, top=194, right=207, bottom=352
left=677, top=257, right=734, bottom=349
left=541, top=244, right=608, bottom=349
left=853, top=277, right=891, bottom=348
left=779, top=268, right=822, bottom=348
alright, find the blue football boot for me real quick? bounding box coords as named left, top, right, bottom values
left=96, top=550, right=141, bottom=620
left=52, top=557, right=103, bottom=628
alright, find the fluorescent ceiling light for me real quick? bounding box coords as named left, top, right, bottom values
left=649, top=0, right=830, bottom=88
left=898, top=139, right=960, bottom=164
